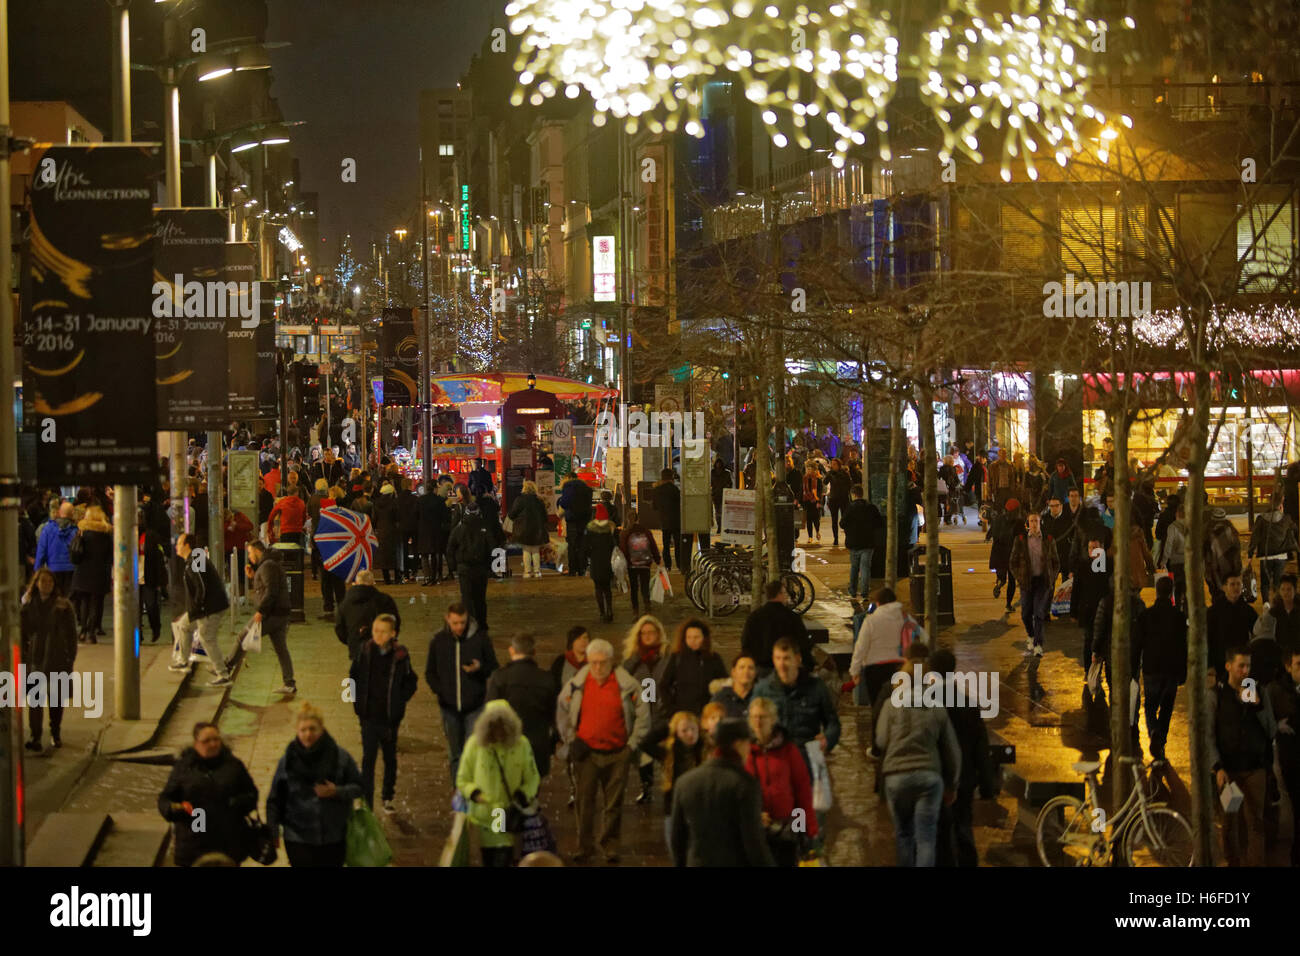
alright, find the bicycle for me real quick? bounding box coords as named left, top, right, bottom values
left=1035, top=757, right=1193, bottom=867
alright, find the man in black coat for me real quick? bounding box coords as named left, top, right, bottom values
left=426, top=602, right=499, bottom=777
left=417, top=486, right=451, bottom=585
left=349, top=614, right=418, bottom=811
left=247, top=540, right=295, bottom=695
left=486, top=632, right=557, bottom=775
left=740, top=579, right=815, bottom=676
left=445, top=495, right=503, bottom=628
left=930, top=648, right=996, bottom=866
left=710, top=458, right=732, bottom=532
left=841, top=484, right=883, bottom=601
left=1207, top=575, right=1258, bottom=685
left=397, top=477, right=420, bottom=582
left=334, top=570, right=401, bottom=661
left=1134, top=575, right=1188, bottom=761
left=669, top=718, right=775, bottom=866
left=653, top=469, right=683, bottom=571
left=169, top=532, right=232, bottom=685
left=559, top=474, right=594, bottom=576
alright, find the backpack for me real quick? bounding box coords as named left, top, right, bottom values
left=68, top=529, right=85, bottom=564
left=898, top=614, right=922, bottom=658
left=455, top=514, right=493, bottom=567
left=627, top=531, right=653, bottom=568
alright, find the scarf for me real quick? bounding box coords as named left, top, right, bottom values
left=638, top=646, right=661, bottom=665
left=565, top=650, right=585, bottom=670
left=285, top=731, right=339, bottom=784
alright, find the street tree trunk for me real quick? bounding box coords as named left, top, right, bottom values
left=768, top=322, right=783, bottom=581
left=1185, top=366, right=1216, bottom=865
left=1109, top=408, right=1135, bottom=813
left=751, top=336, right=773, bottom=606
left=918, top=379, right=941, bottom=637
left=885, top=392, right=902, bottom=590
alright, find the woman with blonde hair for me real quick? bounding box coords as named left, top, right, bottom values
left=456, top=699, right=542, bottom=866
left=641, top=710, right=705, bottom=849
left=622, top=614, right=668, bottom=803
left=507, top=478, right=550, bottom=578
left=71, top=504, right=113, bottom=643
left=266, top=702, right=363, bottom=867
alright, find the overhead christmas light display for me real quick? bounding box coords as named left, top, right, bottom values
left=505, top=0, right=1132, bottom=175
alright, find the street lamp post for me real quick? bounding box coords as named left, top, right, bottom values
left=419, top=156, right=432, bottom=487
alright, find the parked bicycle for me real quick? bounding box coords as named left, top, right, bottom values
left=1035, top=756, right=1193, bottom=867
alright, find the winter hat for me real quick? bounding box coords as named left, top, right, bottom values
left=713, top=718, right=754, bottom=755
left=1005, top=498, right=1020, bottom=511
left=594, top=503, right=610, bottom=521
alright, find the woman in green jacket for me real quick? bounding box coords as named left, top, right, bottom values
left=456, top=699, right=541, bottom=867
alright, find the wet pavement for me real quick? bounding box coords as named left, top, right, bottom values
left=35, top=503, right=1281, bottom=865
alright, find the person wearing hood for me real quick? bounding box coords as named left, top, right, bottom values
left=660, top=618, right=727, bottom=717
left=70, top=504, right=113, bottom=643
left=426, top=602, right=499, bottom=777
left=418, top=479, right=453, bottom=585
left=1158, top=502, right=1190, bottom=614
left=1249, top=495, right=1299, bottom=606
left=349, top=613, right=418, bottom=812
left=986, top=499, right=1022, bottom=614
left=669, top=717, right=775, bottom=867
left=446, top=486, right=504, bottom=628
left=586, top=503, right=618, bottom=622
left=158, top=722, right=258, bottom=866
left=372, top=482, right=401, bottom=585
left=246, top=540, right=295, bottom=696
left=456, top=699, right=542, bottom=866
left=745, top=695, right=817, bottom=865
left=20, top=568, right=78, bottom=751
left=266, top=703, right=363, bottom=867
left=507, top=479, right=550, bottom=579
left=334, top=570, right=401, bottom=661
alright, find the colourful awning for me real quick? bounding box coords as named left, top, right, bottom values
left=429, top=373, right=616, bottom=405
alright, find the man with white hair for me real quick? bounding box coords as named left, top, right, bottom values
left=556, top=637, right=650, bottom=864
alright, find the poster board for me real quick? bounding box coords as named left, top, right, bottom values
left=680, top=449, right=711, bottom=533
left=717, top=488, right=756, bottom=544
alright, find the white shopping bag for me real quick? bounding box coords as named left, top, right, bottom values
left=610, top=548, right=629, bottom=593
left=805, top=740, right=833, bottom=812
left=242, top=619, right=263, bottom=653
left=650, top=563, right=672, bottom=603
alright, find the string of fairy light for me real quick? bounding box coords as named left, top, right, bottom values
left=505, top=0, right=1135, bottom=179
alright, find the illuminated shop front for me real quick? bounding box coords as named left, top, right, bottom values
left=1082, top=370, right=1300, bottom=507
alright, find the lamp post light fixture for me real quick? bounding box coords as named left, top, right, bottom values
left=527, top=372, right=537, bottom=390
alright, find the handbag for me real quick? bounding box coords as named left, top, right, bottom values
left=68, top=530, right=85, bottom=564
left=502, top=516, right=514, bottom=534
left=493, top=750, right=538, bottom=835
left=242, top=812, right=278, bottom=866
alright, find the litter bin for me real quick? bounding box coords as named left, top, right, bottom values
left=908, top=544, right=955, bottom=627
left=272, top=541, right=306, bottom=623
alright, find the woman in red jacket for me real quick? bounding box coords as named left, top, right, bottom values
left=746, top=695, right=817, bottom=866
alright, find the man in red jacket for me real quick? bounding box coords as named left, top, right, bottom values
left=267, top=491, right=306, bottom=545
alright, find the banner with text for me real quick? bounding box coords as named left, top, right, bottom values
left=153, top=207, right=231, bottom=428
left=381, top=307, right=418, bottom=406
left=24, top=144, right=160, bottom=484
left=255, top=281, right=278, bottom=418
left=224, top=242, right=259, bottom=418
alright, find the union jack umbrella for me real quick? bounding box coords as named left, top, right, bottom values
left=314, top=507, right=378, bottom=581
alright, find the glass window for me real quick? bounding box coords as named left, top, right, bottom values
left=1238, top=201, right=1295, bottom=292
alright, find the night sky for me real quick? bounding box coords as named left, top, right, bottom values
left=266, top=0, right=500, bottom=264
left=9, top=0, right=500, bottom=268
